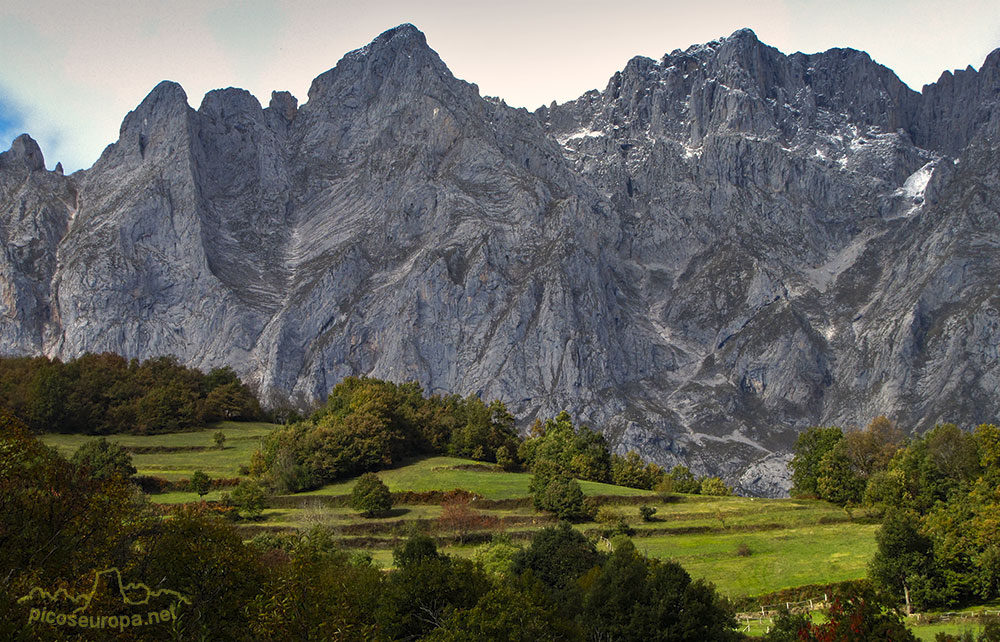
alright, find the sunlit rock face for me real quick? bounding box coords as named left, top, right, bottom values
left=3, top=25, right=999, bottom=495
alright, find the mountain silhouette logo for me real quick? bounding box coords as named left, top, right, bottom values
left=19, top=568, right=190, bottom=631
left=20, top=567, right=190, bottom=613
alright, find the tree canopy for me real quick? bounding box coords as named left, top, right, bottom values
left=0, top=353, right=262, bottom=434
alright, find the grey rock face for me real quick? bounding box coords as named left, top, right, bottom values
left=3, top=25, right=1000, bottom=495
left=0, top=134, right=73, bottom=352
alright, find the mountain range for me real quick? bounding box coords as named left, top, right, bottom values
left=2, top=25, right=999, bottom=495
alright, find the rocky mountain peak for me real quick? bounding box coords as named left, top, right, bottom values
left=305, top=23, right=455, bottom=108
left=368, top=22, right=427, bottom=50
left=268, top=90, right=298, bottom=123
left=121, top=80, right=190, bottom=129
left=93, top=79, right=194, bottom=171
left=727, top=27, right=760, bottom=41
left=0, top=134, right=46, bottom=172
left=3, top=27, right=1000, bottom=496
left=198, top=88, right=265, bottom=125
left=982, top=47, right=1000, bottom=76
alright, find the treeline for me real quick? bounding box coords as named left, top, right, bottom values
left=516, top=412, right=730, bottom=496
left=252, top=378, right=728, bottom=497
left=0, top=353, right=262, bottom=434
left=519, top=411, right=730, bottom=520
left=251, top=376, right=523, bottom=492
left=1, top=411, right=739, bottom=641
left=791, top=418, right=1000, bottom=611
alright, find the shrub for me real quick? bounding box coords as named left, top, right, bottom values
left=736, top=542, right=752, bottom=557
left=538, top=475, right=588, bottom=521
left=231, top=480, right=266, bottom=520
left=133, top=475, right=170, bottom=494
left=472, top=534, right=522, bottom=578
left=71, top=437, right=136, bottom=480
left=654, top=476, right=675, bottom=501
left=596, top=507, right=634, bottom=537
left=189, top=470, right=211, bottom=497
left=639, top=505, right=657, bottom=522
left=699, top=476, right=731, bottom=496
left=596, top=507, right=625, bottom=524
left=393, top=533, right=442, bottom=568
left=350, top=472, right=392, bottom=517
left=438, top=495, right=498, bottom=543
left=601, top=518, right=635, bottom=539
left=214, top=431, right=226, bottom=449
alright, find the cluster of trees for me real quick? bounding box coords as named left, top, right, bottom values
left=0, top=353, right=262, bottom=434
left=792, top=418, right=1000, bottom=612
left=255, top=384, right=708, bottom=499
left=765, top=585, right=1000, bottom=642
left=790, top=416, right=905, bottom=507
left=660, top=465, right=733, bottom=496
left=867, top=423, right=1000, bottom=612
left=251, top=377, right=522, bottom=492
left=2, top=412, right=740, bottom=641
left=519, top=412, right=610, bottom=519
left=519, top=411, right=614, bottom=483
left=70, top=437, right=137, bottom=480
left=250, top=524, right=739, bottom=642
left=520, top=413, right=733, bottom=520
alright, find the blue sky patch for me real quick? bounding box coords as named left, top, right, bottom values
left=0, top=89, right=26, bottom=152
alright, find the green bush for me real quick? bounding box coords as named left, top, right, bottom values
left=699, top=476, right=731, bottom=496
left=231, top=480, right=266, bottom=519
left=350, top=472, right=393, bottom=517
left=189, top=470, right=211, bottom=497
left=71, top=437, right=136, bottom=480
left=539, top=475, right=589, bottom=521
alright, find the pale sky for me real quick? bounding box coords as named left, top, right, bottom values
left=1, top=0, right=998, bottom=172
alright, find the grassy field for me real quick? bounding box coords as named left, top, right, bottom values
left=40, top=421, right=278, bottom=480
left=296, top=456, right=657, bottom=500
left=638, top=521, right=878, bottom=596
left=40, top=427, right=881, bottom=605
left=904, top=602, right=1000, bottom=641
left=35, top=427, right=1000, bottom=641
left=908, top=620, right=984, bottom=641
left=278, top=459, right=871, bottom=600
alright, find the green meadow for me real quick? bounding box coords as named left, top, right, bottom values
left=296, top=455, right=656, bottom=500
left=40, top=421, right=276, bottom=480
left=39, top=424, right=894, bottom=623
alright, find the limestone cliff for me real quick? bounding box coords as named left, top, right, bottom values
left=3, top=25, right=999, bottom=494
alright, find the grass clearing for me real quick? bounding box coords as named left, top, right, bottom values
left=635, top=522, right=879, bottom=597
left=153, top=490, right=228, bottom=503
left=907, top=620, right=984, bottom=641
left=296, top=456, right=655, bottom=500
left=40, top=421, right=279, bottom=479
left=42, top=429, right=883, bottom=603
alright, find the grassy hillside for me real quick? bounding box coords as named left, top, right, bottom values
left=40, top=421, right=277, bottom=480
left=40, top=426, right=878, bottom=603
left=296, top=455, right=656, bottom=500
left=265, top=456, right=872, bottom=600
